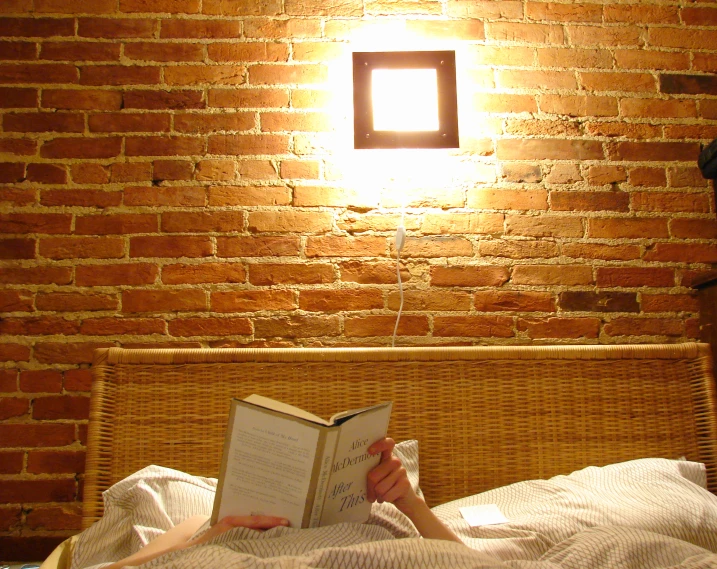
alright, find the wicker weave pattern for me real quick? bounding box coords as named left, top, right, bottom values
left=83, top=343, right=717, bottom=529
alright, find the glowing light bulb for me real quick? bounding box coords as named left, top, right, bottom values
left=371, top=68, right=439, bottom=132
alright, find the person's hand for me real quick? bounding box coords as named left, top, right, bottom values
left=367, top=437, right=421, bottom=517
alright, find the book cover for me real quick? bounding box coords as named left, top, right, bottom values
left=211, top=395, right=392, bottom=528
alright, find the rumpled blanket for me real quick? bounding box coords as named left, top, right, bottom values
left=71, top=458, right=717, bottom=569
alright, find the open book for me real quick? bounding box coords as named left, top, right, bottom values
left=211, top=395, right=393, bottom=528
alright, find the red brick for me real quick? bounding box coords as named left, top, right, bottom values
left=506, top=215, right=584, bottom=238
left=209, top=87, right=289, bottom=109
left=211, top=290, right=295, bottom=312
left=0, top=213, right=71, bottom=234
left=0, top=479, right=76, bottom=503
left=202, top=0, right=282, bottom=15
left=173, top=112, right=253, bottom=133
left=512, top=265, right=593, bottom=286
left=299, top=288, right=383, bottom=312
left=0, top=452, right=23, bottom=474
left=33, top=395, right=89, bottom=420
left=42, top=88, right=122, bottom=111
left=0, top=162, right=25, bottom=183
left=125, top=135, right=204, bottom=156
left=644, top=243, right=717, bottom=264
left=670, top=219, right=717, bottom=239
left=537, top=47, right=612, bottom=69
left=161, top=18, right=241, bottom=38
left=0, top=187, right=35, bottom=206
left=78, top=17, right=156, bottom=38
left=0, top=289, right=33, bottom=311
left=518, top=317, right=600, bottom=339
left=433, top=315, right=514, bottom=337
left=208, top=41, right=288, bottom=62
left=474, top=290, right=556, bottom=312
left=468, top=188, right=547, bottom=210
left=609, top=141, right=701, bottom=162
left=0, top=267, right=71, bottom=285
left=88, top=112, right=171, bottom=133
left=26, top=163, right=68, bottom=184
left=161, top=262, right=246, bottom=284
left=0, top=17, right=74, bottom=37
left=0, top=397, right=29, bottom=420
left=34, top=341, right=113, bottom=364
left=75, top=263, right=159, bottom=286
left=152, top=159, right=195, bottom=180
left=40, top=189, right=122, bottom=208
left=0, top=238, right=35, bottom=259
left=35, top=0, right=116, bottom=13
left=339, top=261, right=409, bottom=285
left=0, top=369, right=17, bottom=392
left=111, top=163, right=152, bottom=183
left=208, top=134, right=289, bottom=155
left=642, top=293, right=699, bottom=313
left=631, top=191, right=710, bottom=214
left=550, top=191, right=630, bottom=212
left=0, top=343, right=30, bottom=362
left=80, top=317, right=165, bottom=335
left=124, top=41, right=204, bottom=62
left=249, top=263, right=334, bottom=285
left=80, top=65, right=160, bottom=86
left=247, top=210, right=332, bottom=233
left=0, top=63, right=77, bottom=83
left=64, top=368, right=93, bottom=391
left=0, top=87, right=36, bottom=108
left=344, top=315, right=428, bottom=338
left=40, top=137, right=122, bottom=159
left=120, top=0, right=200, bottom=13
left=130, top=235, right=212, bottom=258
left=169, top=317, right=251, bottom=337
left=0, top=138, right=36, bottom=155
left=124, top=89, right=205, bottom=110
left=40, top=41, right=120, bottom=61
left=75, top=214, right=158, bottom=235
left=604, top=317, right=683, bottom=337
left=124, top=185, right=204, bottom=206
left=588, top=218, right=669, bottom=239
left=244, top=17, right=321, bottom=40
left=39, top=237, right=125, bottom=259
left=0, top=40, right=36, bottom=60
left=431, top=266, right=509, bottom=287
left=401, top=236, right=474, bottom=259
left=122, top=289, right=207, bottom=313
left=36, top=292, right=116, bottom=312
left=497, top=138, right=604, bottom=160
left=161, top=211, right=244, bottom=233
left=25, top=504, right=83, bottom=531
left=0, top=423, right=74, bottom=448
left=305, top=235, right=386, bottom=258
left=388, top=290, right=472, bottom=312
left=0, top=316, right=79, bottom=335
left=596, top=267, right=675, bottom=288
left=216, top=235, right=299, bottom=257
left=561, top=243, right=640, bottom=261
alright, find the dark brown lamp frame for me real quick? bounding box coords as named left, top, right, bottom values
left=352, top=50, right=459, bottom=150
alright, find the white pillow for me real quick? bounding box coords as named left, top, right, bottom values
left=432, top=458, right=717, bottom=561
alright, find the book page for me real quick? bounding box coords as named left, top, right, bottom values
left=214, top=403, right=320, bottom=528
left=244, top=394, right=330, bottom=426
left=319, top=402, right=392, bottom=526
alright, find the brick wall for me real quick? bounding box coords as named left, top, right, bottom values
left=1, top=0, right=717, bottom=560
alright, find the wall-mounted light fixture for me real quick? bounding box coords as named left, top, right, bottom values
left=352, top=50, right=459, bottom=150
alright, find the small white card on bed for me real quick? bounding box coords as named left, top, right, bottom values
left=459, top=504, right=509, bottom=526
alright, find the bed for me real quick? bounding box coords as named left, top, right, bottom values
left=45, top=342, right=717, bottom=568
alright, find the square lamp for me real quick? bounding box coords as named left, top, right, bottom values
left=352, top=50, right=459, bottom=150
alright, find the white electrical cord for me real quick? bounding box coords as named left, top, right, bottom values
left=391, top=224, right=406, bottom=348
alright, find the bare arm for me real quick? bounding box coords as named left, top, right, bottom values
left=105, top=514, right=289, bottom=569
left=367, top=438, right=463, bottom=544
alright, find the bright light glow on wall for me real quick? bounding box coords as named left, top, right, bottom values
left=371, top=68, right=439, bottom=132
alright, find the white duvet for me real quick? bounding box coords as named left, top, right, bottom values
left=71, top=454, right=717, bottom=569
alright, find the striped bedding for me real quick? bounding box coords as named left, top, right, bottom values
left=71, top=457, right=717, bottom=569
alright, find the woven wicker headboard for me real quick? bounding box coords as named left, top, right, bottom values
left=83, top=343, right=717, bottom=529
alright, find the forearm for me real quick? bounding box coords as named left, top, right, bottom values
left=400, top=497, right=463, bottom=543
